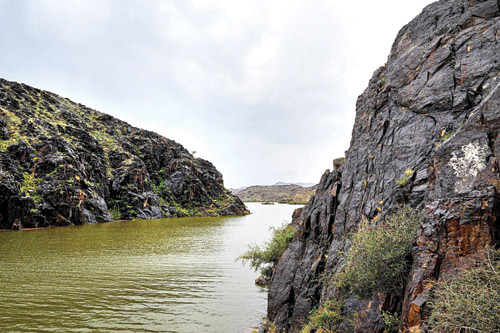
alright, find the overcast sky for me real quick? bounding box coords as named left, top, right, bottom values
left=0, top=0, right=435, bottom=188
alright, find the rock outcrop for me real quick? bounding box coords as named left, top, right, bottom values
left=231, top=184, right=317, bottom=204
left=0, top=78, right=248, bottom=229
left=267, top=0, right=500, bottom=331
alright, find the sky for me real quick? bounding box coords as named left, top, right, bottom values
left=0, top=0, right=435, bottom=188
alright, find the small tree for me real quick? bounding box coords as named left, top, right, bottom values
left=238, top=222, right=295, bottom=281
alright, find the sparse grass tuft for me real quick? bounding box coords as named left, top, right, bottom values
left=301, top=299, right=345, bottom=333
left=441, top=130, right=454, bottom=142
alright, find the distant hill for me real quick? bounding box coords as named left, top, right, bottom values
left=231, top=184, right=317, bottom=204
left=274, top=182, right=316, bottom=187
left=0, top=78, right=248, bottom=229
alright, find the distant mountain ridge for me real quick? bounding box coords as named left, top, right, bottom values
left=231, top=184, right=317, bottom=204
left=273, top=182, right=315, bottom=187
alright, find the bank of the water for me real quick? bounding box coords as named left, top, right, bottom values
left=0, top=219, right=144, bottom=231
left=0, top=202, right=298, bottom=332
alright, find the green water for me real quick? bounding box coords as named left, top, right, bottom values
left=0, top=202, right=298, bottom=332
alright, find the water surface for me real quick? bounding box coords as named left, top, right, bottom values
left=0, top=202, right=298, bottom=332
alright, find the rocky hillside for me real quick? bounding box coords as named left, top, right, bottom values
left=0, top=79, right=248, bottom=229
left=231, top=184, right=317, bottom=204
left=267, top=0, right=500, bottom=332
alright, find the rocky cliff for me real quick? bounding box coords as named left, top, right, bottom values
left=0, top=78, right=248, bottom=229
left=267, top=0, right=500, bottom=331
left=231, top=184, right=317, bottom=204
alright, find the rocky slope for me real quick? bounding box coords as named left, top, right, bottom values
left=231, top=184, right=317, bottom=204
left=0, top=78, right=248, bottom=229
left=267, top=0, right=500, bottom=332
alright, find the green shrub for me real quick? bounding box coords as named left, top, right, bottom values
left=336, top=206, right=422, bottom=298
left=266, top=321, right=279, bottom=333
left=395, top=169, right=413, bottom=186
left=20, top=172, right=41, bottom=193
left=301, top=299, right=345, bottom=333
left=20, top=172, right=43, bottom=203
left=238, top=222, right=295, bottom=281
left=109, top=208, right=122, bottom=220
left=382, top=311, right=400, bottom=333
left=396, top=175, right=410, bottom=186
left=380, top=76, right=387, bottom=89
left=427, top=248, right=500, bottom=332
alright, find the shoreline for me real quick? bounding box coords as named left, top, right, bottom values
left=0, top=219, right=133, bottom=232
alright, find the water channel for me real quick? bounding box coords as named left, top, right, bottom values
left=0, top=202, right=299, bottom=332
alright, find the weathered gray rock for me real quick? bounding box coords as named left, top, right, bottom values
left=267, top=1, right=500, bottom=331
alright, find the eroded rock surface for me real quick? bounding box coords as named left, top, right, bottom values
left=267, top=0, right=500, bottom=331
left=0, top=78, right=248, bottom=229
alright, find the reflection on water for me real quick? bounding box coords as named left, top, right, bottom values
left=0, top=202, right=298, bottom=332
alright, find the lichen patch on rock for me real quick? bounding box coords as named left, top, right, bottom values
left=448, top=142, right=488, bottom=192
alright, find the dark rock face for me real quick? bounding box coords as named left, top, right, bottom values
left=268, top=163, right=342, bottom=332
left=0, top=78, right=248, bottom=229
left=267, top=1, right=500, bottom=332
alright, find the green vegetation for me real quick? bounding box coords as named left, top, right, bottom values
left=336, top=206, right=422, bottom=298
left=382, top=311, right=400, bottom=333
left=109, top=208, right=122, bottom=220
left=299, top=206, right=421, bottom=332
left=266, top=321, right=279, bottom=333
left=152, top=181, right=170, bottom=206
left=0, top=79, right=246, bottom=227
left=90, top=129, right=121, bottom=152
left=379, top=76, right=387, bottom=89
left=238, top=222, right=296, bottom=280
left=436, top=129, right=459, bottom=147
left=427, top=247, right=500, bottom=332
left=20, top=172, right=43, bottom=203
left=2, top=108, right=22, bottom=130
left=396, top=169, right=413, bottom=186
left=278, top=199, right=308, bottom=204
left=301, top=299, right=345, bottom=333
left=441, top=130, right=454, bottom=141
left=152, top=181, right=200, bottom=217
left=298, top=206, right=421, bottom=332
left=0, top=138, right=17, bottom=151
left=0, top=108, right=35, bottom=150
